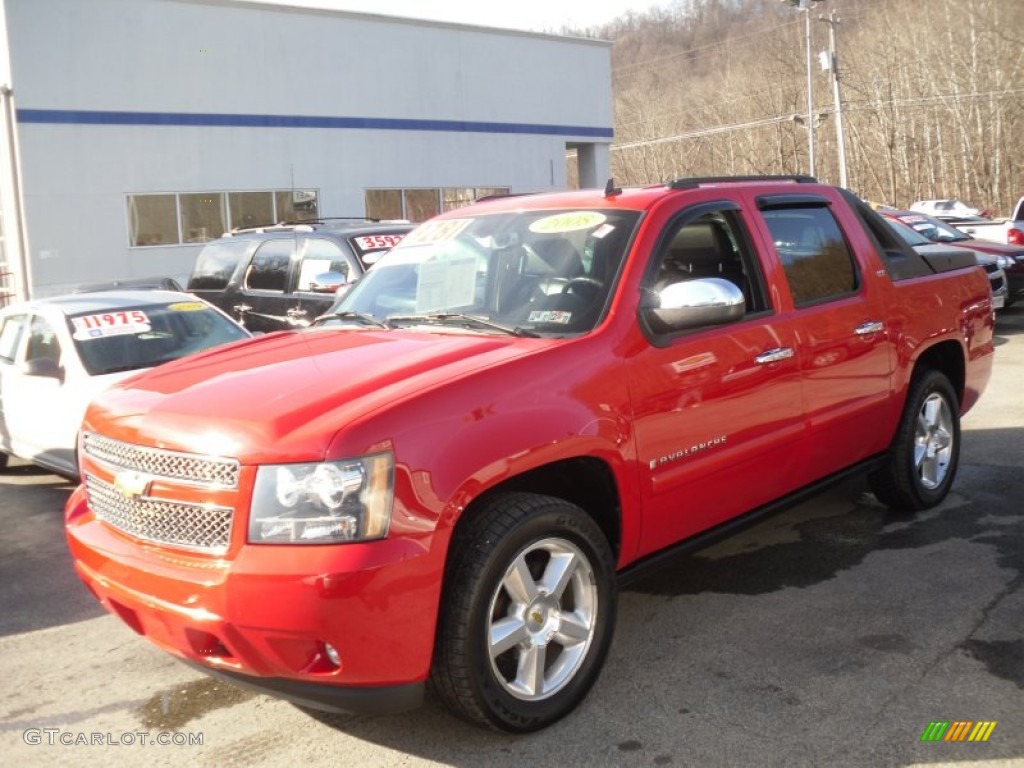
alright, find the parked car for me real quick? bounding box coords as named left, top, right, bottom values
left=910, top=199, right=983, bottom=218
left=187, top=219, right=414, bottom=333
left=947, top=195, right=1024, bottom=247
left=0, top=290, right=250, bottom=477
left=66, top=177, right=993, bottom=732
left=74, top=276, right=185, bottom=293
left=880, top=211, right=1018, bottom=307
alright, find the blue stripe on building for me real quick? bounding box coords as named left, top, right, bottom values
left=17, top=109, right=614, bottom=139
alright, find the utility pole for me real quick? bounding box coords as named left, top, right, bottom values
left=782, top=0, right=822, bottom=177
left=819, top=11, right=848, bottom=188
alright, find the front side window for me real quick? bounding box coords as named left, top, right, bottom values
left=296, top=240, right=353, bottom=293
left=324, top=209, right=641, bottom=336
left=896, top=213, right=971, bottom=243
left=25, top=316, right=62, bottom=364
left=645, top=210, right=769, bottom=317
left=762, top=207, right=859, bottom=306
left=244, top=240, right=294, bottom=292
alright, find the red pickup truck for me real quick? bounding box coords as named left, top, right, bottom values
left=65, top=176, right=994, bottom=733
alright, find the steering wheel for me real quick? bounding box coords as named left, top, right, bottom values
left=562, top=277, right=603, bottom=299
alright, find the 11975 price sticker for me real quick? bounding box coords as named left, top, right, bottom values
left=71, top=311, right=151, bottom=340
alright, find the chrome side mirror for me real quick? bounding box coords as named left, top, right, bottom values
left=642, top=277, right=746, bottom=333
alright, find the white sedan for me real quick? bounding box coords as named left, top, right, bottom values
left=0, top=290, right=251, bottom=478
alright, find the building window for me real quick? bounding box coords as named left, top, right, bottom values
left=404, top=189, right=441, bottom=222
left=229, top=191, right=274, bottom=230
left=127, top=194, right=179, bottom=246
left=365, top=187, right=510, bottom=222
left=180, top=192, right=227, bottom=243
left=275, top=190, right=319, bottom=223
left=127, top=189, right=319, bottom=247
left=365, top=189, right=403, bottom=220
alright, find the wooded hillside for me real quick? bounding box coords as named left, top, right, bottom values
left=582, top=0, right=1023, bottom=215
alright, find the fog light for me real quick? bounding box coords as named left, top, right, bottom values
left=323, top=642, right=341, bottom=668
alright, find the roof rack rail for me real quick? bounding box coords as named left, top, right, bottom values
left=474, top=191, right=539, bottom=203
left=667, top=175, right=818, bottom=190
left=223, top=222, right=316, bottom=236
left=279, top=217, right=412, bottom=226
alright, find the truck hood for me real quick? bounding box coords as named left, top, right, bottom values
left=85, top=329, right=540, bottom=462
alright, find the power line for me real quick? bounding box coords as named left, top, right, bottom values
left=611, top=86, right=1024, bottom=151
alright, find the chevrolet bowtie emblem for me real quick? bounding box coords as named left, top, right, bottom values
left=113, top=470, right=153, bottom=499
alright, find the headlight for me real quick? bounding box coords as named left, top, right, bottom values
left=249, top=454, right=393, bottom=544
left=996, top=255, right=1013, bottom=270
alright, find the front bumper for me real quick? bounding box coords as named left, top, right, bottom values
left=65, top=484, right=444, bottom=714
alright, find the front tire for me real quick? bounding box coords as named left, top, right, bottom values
left=869, top=369, right=960, bottom=510
left=432, top=493, right=616, bottom=732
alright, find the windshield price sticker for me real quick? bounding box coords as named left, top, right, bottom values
left=529, top=212, right=607, bottom=234
left=72, top=311, right=151, bottom=340
left=401, top=219, right=472, bottom=247
left=416, top=255, right=477, bottom=312
left=167, top=302, right=206, bottom=312
left=354, top=234, right=406, bottom=252
left=528, top=310, right=573, bottom=324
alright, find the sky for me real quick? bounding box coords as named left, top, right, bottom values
left=245, top=0, right=674, bottom=33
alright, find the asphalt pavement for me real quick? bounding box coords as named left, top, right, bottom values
left=1, top=307, right=1022, bottom=767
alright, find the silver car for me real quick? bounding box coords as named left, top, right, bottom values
left=0, top=290, right=250, bottom=477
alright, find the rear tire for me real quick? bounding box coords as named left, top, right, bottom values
left=431, top=492, right=616, bottom=733
left=869, top=369, right=960, bottom=510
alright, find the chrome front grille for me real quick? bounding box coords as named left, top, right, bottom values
left=85, top=475, right=233, bottom=553
left=82, top=432, right=240, bottom=488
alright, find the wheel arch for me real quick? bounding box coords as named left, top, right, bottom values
left=455, top=457, right=623, bottom=564
left=911, top=338, right=965, bottom=407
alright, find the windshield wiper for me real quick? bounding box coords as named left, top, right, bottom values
left=312, top=310, right=390, bottom=329
left=386, top=313, right=538, bottom=337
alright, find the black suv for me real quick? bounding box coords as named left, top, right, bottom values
left=187, top=219, right=414, bottom=332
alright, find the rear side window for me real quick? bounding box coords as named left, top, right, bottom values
left=762, top=207, right=859, bottom=306
left=243, top=240, right=294, bottom=292
left=189, top=238, right=252, bottom=290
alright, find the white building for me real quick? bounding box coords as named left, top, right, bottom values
left=0, top=0, right=613, bottom=301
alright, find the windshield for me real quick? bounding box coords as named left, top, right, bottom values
left=885, top=217, right=933, bottom=247
left=320, top=209, right=641, bottom=336
left=896, top=213, right=970, bottom=243
left=69, top=300, right=249, bottom=375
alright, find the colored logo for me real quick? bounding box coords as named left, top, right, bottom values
left=921, top=721, right=997, bottom=742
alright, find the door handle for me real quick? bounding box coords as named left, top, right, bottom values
left=754, top=347, right=794, bottom=365
left=233, top=303, right=252, bottom=314
left=855, top=321, right=884, bottom=335
left=286, top=308, right=308, bottom=318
